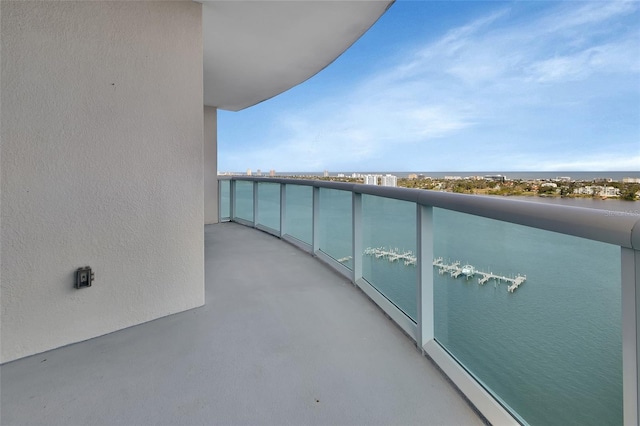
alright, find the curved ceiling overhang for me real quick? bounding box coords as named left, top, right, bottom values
left=200, top=0, right=394, bottom=111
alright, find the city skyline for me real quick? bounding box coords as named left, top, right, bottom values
left=218, top=1, right=640, bottom=172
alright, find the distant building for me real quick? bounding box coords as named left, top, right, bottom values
left=444, top=176, right=462, bottom=180
left=407, top=173, right=418, bottom=180
left=623, top=177, right=640, bottom=183
left=256, top=169, right=262, bottom=176
left=246, top=168, right=252, bottom=176
left=574, top=186, right=620, bottom=197
left=269, top=169, right=275, bottom=177
left=484, top=175, right=506, bottom=182
left=364, top=175, right=378, bottom=185
left=380, top=174, right=397, bottom=187
left=337, top=173, right=345, bottom=177
left=323, top=170, right=329, bottom=177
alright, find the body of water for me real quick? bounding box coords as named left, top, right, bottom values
left=432, top=207, right=621, bottom=425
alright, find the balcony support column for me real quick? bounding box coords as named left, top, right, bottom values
left=417, top=204, right=434, bottom=348
left=352, top=192, right=363, bottom=284
left=622, top=247, right=639, bottom=426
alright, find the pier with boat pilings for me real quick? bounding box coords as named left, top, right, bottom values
left=432, top=257, right=526, bottom=293
left=363, top=247, right=417, bottom=266
left=362, top=248, right=527, bottom=293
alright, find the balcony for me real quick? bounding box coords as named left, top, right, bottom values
left=2, top=177, right=639, bottom=426
left=3, top=2, right=639, bottom=423
left=0, top=222, right=483, bottom=425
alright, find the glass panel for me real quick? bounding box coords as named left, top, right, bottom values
left=257, top=183, right=280, bottom=232
left=234, top=181, right=254, bottom=222
left=362, top=195, right=417, bottom=321
left=285, top=185, right=312, bottom=244
left=318, top=188, right=352, bottom=270
left=433, top=208, right=622, bottom=426
left=219, top=180, right=230, bottom=220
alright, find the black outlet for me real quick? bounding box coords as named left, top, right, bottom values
left=75, top=266, right=94, bottom=289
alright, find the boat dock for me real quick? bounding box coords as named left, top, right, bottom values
left=363, top=251, right=527, bottom=293
left=364, top=247, right=417, bottom=266
left=432, top=257, right=526, bottom=293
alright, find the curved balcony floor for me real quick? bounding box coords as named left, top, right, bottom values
left=1, top=222, right=484, bottom=425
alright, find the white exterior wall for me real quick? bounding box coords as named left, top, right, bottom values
left=204, top=106, right=218, bottom=224
left=1, top=1, right=204, bottom=363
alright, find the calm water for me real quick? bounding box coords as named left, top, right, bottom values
left=226, top=184, right=628, bottom=426
left=433, top=208, right=621, bottom=426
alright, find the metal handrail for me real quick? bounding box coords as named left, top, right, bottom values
left=220, top=176, right=640, bottom=249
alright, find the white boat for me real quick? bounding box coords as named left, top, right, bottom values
left=461, top=264, right=475, bottom=277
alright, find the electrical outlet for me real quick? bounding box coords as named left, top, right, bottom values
left=75, top=266, right=94, bottom=289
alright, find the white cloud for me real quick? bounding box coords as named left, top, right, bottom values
left=525, top=36, right=640, bottom=82
left=537, top=0, right=638, bottom=35
left=221, top=1, right=640, bottom=171
left=529, top=154, right=640, bottom=172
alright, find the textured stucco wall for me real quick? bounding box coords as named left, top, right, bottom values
left=204, top=106, right=218, bottom=225
left=1, top=1, right=204, bottom=363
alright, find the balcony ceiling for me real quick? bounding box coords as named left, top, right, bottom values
left=201, top=0, right=394, bottom=111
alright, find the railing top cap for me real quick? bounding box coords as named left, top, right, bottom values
left=223, top=176, right=640, bottom=249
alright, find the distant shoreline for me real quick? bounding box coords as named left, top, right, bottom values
left=227, top=171, right=640, bottom=181
left=218, top=171, right=640, bottom=202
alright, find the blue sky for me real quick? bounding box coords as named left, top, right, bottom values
left=218, top=0, right=640, bottom=173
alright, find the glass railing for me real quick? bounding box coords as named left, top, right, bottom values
left=433, top=209, right=622, bottom=425
left=219, top=176, right=639, bottom=426
left=256, top=182, right=280, bottom=233
left=362, top=195, right=417, bottom=322
left=318, top=188, right=353, bottom=270
left=234, top=180, right=254, bottom=223
left=219, top=180, right=231, bottom=221
left=284, top=184, right=313, bottom=245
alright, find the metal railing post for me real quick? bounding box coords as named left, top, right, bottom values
left=622, top=247, right=639, bottom=426
left=218, top=180, right=222, bottom=221
left=230, top=179, right=236, bottom=221
left=312, top=186, right=320, bottom=254
left=252, top=181, right=258, bottom=227
left=280, top=183, right=286, bottom=238
left=417, top=204, right=434, bottom=349
left=352, top=191, right=363, bottom=284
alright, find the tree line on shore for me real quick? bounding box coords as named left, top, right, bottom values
left=396, top=177, right=640, bottom=201
left=288, top=175, right=640, bottom=200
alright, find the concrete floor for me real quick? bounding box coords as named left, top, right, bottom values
left=1, top=222, right=484, bottom=426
